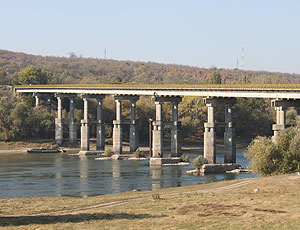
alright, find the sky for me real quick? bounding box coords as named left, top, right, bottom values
left=1, top=0, right=300, bottom=74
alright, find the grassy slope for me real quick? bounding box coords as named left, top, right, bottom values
left=0, top=174, right=299, bottom=229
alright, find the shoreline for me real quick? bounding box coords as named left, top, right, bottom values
left=0, top=174, right=299, bottom=229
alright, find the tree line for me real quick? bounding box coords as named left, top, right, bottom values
left=1, top=49, right=300, bottom=85
left=0, top=56, right=298, bottom=143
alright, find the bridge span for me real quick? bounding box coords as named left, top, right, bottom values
left=14, top=84, right=300, bottom=166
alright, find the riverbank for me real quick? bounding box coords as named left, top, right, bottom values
left=0, top=174, right=299, bottom=229
left=0, top=137, right=252, bottom=154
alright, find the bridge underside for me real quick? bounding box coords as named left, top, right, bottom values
left=15, top=85, right=300, bottom=166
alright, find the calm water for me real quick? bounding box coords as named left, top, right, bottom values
left=0, top=148, right=256, bottom=198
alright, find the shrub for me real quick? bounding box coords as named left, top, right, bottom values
left=133, top=149, right=145, bottom=158
left=192, top=156, right=205, bottom=169
left=104, top=149, right=112, bottom=157
left=180, top=153, right=189, bottom=162
left=246, top=125, right=300, bottom=176
left=245, top=136, right=282, bottom=176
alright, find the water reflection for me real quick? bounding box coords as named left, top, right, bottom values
left=79, top=156, right=89, bottom=197
left=0, top=148, right=257, bottom=198
left=112, top=160, right=121, bottom=193
left=54, top=156, right=62, bottom=195
left=150, top=166, right=162, bottom=190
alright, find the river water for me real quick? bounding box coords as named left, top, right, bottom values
left=0, top=148, right=256, bottom=198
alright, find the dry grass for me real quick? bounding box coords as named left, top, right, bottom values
left=0, top=140, right=55, bottom=150
left=0, top=174, right=300, bottom=229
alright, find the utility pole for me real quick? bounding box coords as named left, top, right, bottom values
left=149, top=118, right=152, bottom=158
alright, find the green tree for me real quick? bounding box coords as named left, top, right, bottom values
left=0, top=68, right=9, bottom=85
left=209, top=71, right=222, bottom=84
left=17, top=65, right=51, bottom=85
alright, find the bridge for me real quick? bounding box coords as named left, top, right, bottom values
left=14, top=84, right=300, bottom=166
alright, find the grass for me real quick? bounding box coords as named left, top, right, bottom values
left=14, top=83, right=300, bottom=90
left=0, top=140, right=56, bottom=150
left=0, top=174, right=300, bottom=229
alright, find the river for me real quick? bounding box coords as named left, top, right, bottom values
left=0, top=147, right=256, bottom=198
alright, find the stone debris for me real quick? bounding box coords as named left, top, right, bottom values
left=163, top=162, right=190, bottom=166
left=226, top=168, right=250, bottom=174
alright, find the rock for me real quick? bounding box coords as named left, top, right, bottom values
left=111, top=154, right=121, bottom=160
left=226, top=168, right=250, bottom=174
left=95, top=157, right=112, bottom=160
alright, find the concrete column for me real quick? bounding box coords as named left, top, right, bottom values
left=55, top=96, right=63, bottom=145
left=81, top=97, right=89, bottom=151
left=113, top=98, right=122, bottom=154
left=47, top=98, right=51, bottom=113
left=35, top=95, right=40, bottom=107
left=96, top=97, right=105, bottom=151
left=130, top=99, right=139, bottom=152
left=204, top=100, right=216, bottom=164
left=171, top=101, right=181, bottom=156
left=273, top=106, right=286, bottom=142
left=152, top=101, right=163, bottom=158
left=224, top=104, right=236, bottom=163
left=69, top=98, right=77, bottom=145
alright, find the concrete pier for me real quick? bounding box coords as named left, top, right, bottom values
left=271, top=99, right=300, bottom=142
left=47, top=97, right=51, bottom=113
left=81, top=96, right=89, bottom=151
left=55, top=95, right=63, bottom=145
left=171, top=98, right=182, bottom=157
left=69, top=97, right=77, bottom=145
left=35, top=94, right=40, bottom=107
left=152, top=100, right=163, bottom=158
left=96, top=96, right=105, bottom=151
left=224, top=103, right=236, bottom=163
left=113, top=97, right=123, bottom=154
left=204, top=98, right=216, bottom=164
left=129, top=98, right=139, bottom=152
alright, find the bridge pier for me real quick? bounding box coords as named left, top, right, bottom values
left=69, top=96, right=77, bottom=145
left=204, top=97, right=237, bottom=164
left=46, top=97, right=51, bottom=113
left=55, top=95, right=63, bottom=145
left=96, top=97, right=105, bottom=151
left=204, top=98, right=216, bottom=164
left=224, top=100, right=237, bottom=163
left=34, top=94, right=40, bottom=107
left=171, top=98, right=182, bottom=157
left=113, top=97, right=123, bottom=154
left=81, top=95, right=90, bottom=151
left=130, top=98, right=139, bottom=152
left=151, top=96, right=182, bottom=162
left=271, top=99, right=300, bottom=143
left=152, top=100, right=163, bottom=158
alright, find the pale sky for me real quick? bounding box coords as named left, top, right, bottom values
left=1, top=0, right=300, bottom=73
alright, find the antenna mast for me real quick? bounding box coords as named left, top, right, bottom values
left=241, top=46, right=244, bottom=69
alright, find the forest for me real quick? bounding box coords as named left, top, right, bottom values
left=0, top=49, right=299, bottom=143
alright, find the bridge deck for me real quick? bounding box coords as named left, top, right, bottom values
left=14, top=84, right=300, bottom=99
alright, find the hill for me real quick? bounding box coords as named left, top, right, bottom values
left=1, top=49, right=300, bottom=85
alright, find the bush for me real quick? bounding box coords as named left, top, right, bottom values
left=104, top=149, right=112, bottom=157
left=246, top=125, right=300, bottom=176
left=180, top=153, right=189, bottom=162
left=245, top=136, right=282, bottom=176
left=192, top=156, right=205, bottom=169
left=133, top=149, right=145, bottom=158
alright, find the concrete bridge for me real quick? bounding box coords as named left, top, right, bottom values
left=14, top=84, right=300, bottom=166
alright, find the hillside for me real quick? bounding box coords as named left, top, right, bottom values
left=1, top=49, right=300, bottom=85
